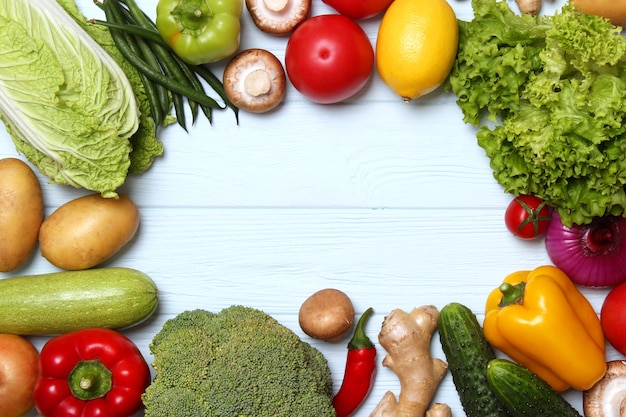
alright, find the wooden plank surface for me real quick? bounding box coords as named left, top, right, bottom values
left=0, top=0, right=620, bottom=415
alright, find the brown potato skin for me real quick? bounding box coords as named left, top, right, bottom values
left=571, top=0, right=626, bottom=26
left=39, top=193, right=139, bottom=270
left=0, top=158, right=44, bottom=272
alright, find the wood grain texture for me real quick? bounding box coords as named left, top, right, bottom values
left=0, top=0, right=617, bottom=415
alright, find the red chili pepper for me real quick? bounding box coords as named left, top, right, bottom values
left=34, top=328, right=151, bottom=417
left=332, top=307, right=377, bottom=417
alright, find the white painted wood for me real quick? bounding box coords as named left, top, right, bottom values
left=0, top=0, right=618, bottom=416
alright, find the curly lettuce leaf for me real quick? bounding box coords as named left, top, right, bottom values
left=450, top=0, right=626, bottom=226
left=447, top=0, right=550, bottom=125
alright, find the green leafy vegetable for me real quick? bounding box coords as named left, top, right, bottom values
left=57, top=0, right=165, bottom=175
left=0, top=0, right=143, bottom=197
left=448, top=0, right=626, bottom=226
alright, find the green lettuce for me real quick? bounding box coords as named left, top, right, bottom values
left=448, top=0, right=626, bottom=226
left=0, top=0, right=147, bottom=197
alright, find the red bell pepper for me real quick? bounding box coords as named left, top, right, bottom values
left=34, top=328, right=151, bottom=417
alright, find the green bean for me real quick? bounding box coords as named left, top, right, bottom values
left=103, top=0, right=236, bottom=124
left=117, top=0, right=222, bottom=123
left=117, top=0, right=158, bottom=30
left=193, top=64, right=239, bottom=124
left=105, top=24, right=223, bottom=109
left=120, top=0, right=227, bottom=111
left=91, top=19, right=166, bottom=46
left=102, top=0, right=165, bottom=127
left=134, top=38, right=172, bottom=119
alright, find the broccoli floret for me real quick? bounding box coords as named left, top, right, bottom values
left=142, top=306, right=336, bottom=417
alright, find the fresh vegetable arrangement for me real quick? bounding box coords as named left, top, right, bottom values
left=3, top=1, right=626, bottom=416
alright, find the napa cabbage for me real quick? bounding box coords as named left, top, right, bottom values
left=0, top=0, right=141, bottom=197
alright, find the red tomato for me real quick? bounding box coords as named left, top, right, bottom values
left=504, top=195, right=551, bottom=239
left=284, top=14, right=374, bottom=104
left=601, top=281, right=626, bottom=356
left=322, top=0, right=394, bottom=20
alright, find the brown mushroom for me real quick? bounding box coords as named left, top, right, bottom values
left=245, top=0, right=311, bottom=35
left=223, top=49, right=287, bottom=113
left=298, top=288, right=355, bottom=342
left=583, top=360, right=626, bottom=416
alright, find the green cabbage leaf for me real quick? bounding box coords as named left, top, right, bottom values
left=448, top=0, right=626, bottom=226
left=0, top=0, right=141, bottom=197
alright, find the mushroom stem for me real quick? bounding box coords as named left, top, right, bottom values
left=263, top=0, right=289, bottom=12
left=244, top=69, right=272, bottom=97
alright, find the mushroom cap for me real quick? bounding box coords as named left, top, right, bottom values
left=223, top=49, right=287, bottom=113
left=246, top=0, right=311, bottom=35
left=583, top=360, right=626, bottom=417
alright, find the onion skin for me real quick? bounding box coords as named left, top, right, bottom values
left=545, top=212, right=626, bottom=287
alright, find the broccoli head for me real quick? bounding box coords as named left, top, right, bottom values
left=142, top=305, right=337, bottom=417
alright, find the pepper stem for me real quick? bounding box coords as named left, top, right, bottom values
left=68, top=359, right=113, bottom=401
left=348, top=307, right=374, bottom=350
left=171, top=0, right=212, bottom=34
left=498, top=282, right=526, bottom=308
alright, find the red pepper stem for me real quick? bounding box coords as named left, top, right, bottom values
left=68, top=359, right=113, bottom=401
left=498, top=282, right=526, bottom=308
left=348, top=307, right=374, bottom=350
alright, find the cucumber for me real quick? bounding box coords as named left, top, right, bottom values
left=487, top=359, right=582, bottom=417
left=438, top=302, right=513, bottom=417
left=0, top=267, right=158, bottom=335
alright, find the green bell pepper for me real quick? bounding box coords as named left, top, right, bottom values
left=156, top=0, right=243, bottom=65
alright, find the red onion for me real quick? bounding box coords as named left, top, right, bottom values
left=545, top=212, right=626, bottom=287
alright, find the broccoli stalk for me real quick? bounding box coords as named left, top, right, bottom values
left=142, top=306, right=336, bottom=417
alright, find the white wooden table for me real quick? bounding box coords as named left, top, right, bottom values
left=2, top=0, right=620, bottom=415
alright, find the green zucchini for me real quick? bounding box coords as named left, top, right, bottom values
left=487, top=359, right=582, bottom=417
left=0, top=267, right=158, bottom=335
left=438, top=302, right=513, bottom=417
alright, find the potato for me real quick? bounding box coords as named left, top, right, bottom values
left=571, top=0, right=626, bottom=27
left=0, top=158, right=44, bottom=272
left=39, top=193, right=139, bottom=270
left=298, top=288, right=355, bottom=342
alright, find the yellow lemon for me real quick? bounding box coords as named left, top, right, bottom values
left=376, top=0, right=458, bottom=102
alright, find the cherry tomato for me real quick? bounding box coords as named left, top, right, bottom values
left=284, top=14, right=374, bottom=104
left=601, top=281, right=626, bottom=356
left=322, top=0, right=394, bottom=20
left=504, top=195, right=551, bottom=239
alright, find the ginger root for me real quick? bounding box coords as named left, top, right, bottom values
left=369, top=305, right=450, bottom=417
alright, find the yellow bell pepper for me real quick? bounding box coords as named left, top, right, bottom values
left=484, top=265, right=606, bottom=392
